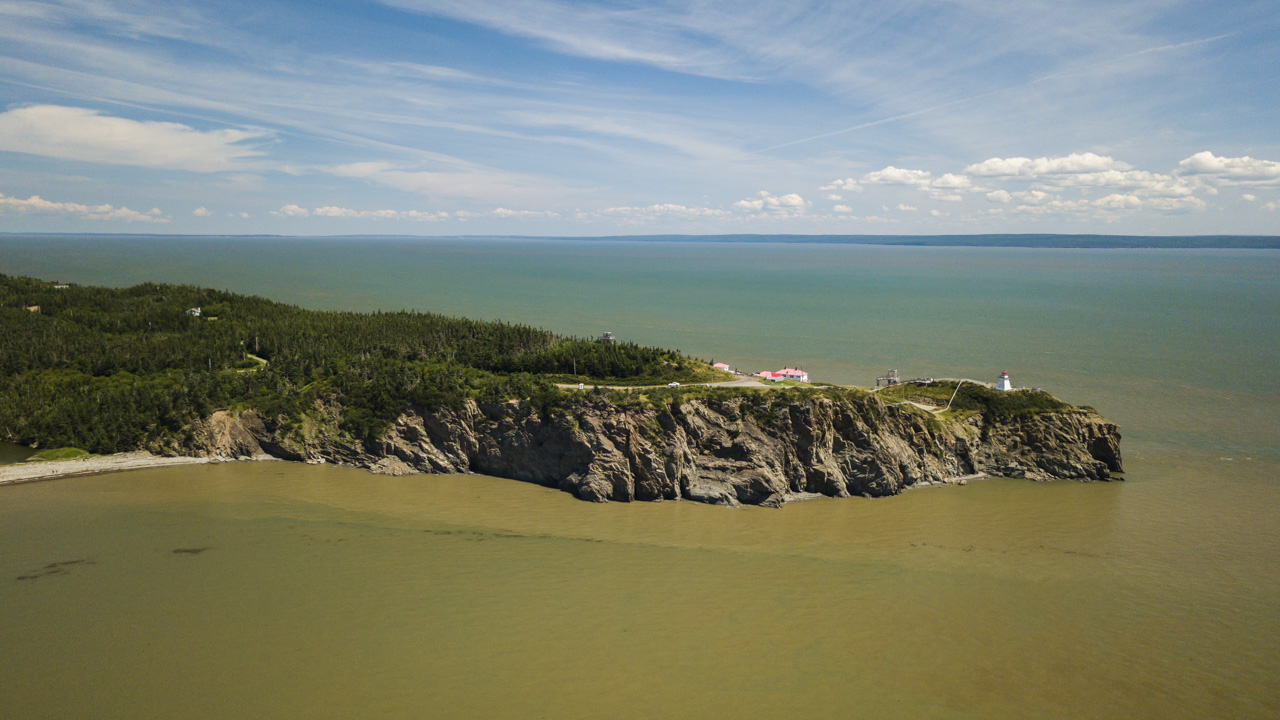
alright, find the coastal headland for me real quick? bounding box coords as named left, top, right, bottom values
left=0, top=275, right=1121, bottom=504
left=173, top=392, right=1120, bottom=506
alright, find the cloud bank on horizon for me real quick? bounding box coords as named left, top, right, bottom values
left=0, top=0, right=1277, bottom=235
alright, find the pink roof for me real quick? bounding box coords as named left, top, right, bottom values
left=754, top=371, right=780, bottom=378
left=713, top=362, right=730, bottom=369
left=778, top=368, right=806, bottom=375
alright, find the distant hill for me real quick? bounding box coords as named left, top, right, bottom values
left=523, top=234, right=1280, bottom=249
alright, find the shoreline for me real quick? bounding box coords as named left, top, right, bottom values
left=0, top=450, right=992, bottom=500
left=0, top=451, right=212, bottom=486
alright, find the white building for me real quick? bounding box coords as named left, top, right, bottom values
left=777, top=368, right=809, bottom=383
left=186, top=307, right=202, bottom=317
left=996, top=370, right=1013, bottom=391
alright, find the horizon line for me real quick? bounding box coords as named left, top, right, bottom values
left=3, top=231, right=1279, bottom=240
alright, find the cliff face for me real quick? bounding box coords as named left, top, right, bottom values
left=175, top=393, right=1122, bottom=506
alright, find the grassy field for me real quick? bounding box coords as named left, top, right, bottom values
left=876, top=381, right=1073, bottom=418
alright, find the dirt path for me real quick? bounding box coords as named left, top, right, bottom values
left=557, top=376, right=772, bottom=390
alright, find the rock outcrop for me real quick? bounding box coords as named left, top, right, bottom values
left=173, top=392, right=1122, bottom=506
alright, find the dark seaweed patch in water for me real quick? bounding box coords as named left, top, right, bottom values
left=15, top=559, right=94, bottom=581
left=173, top=547, right=212, bottom=555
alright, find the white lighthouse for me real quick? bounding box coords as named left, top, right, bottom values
left=996, top=370, right=1013, bottom=392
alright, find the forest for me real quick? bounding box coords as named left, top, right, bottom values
left=0, top=275, right=718, bottom=452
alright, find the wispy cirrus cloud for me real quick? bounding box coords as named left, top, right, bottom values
left=325, top=161, right=579, bottom=205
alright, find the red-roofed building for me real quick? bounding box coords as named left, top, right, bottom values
left=777, top=368, right=809, bottom=382
left=754, top=368, right=809, bottom=383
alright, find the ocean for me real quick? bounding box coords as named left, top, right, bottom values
left=2, top=235, right=1277, bottom=718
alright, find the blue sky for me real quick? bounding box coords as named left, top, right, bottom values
left=0, top=0, right=1278, bottom=235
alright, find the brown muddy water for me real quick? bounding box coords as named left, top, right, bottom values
left=2, top=452, right=1278, bottom=719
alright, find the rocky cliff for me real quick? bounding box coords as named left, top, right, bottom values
left=173, top=391, right=1122, bottom=506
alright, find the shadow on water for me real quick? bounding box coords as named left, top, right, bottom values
left=0, top=441, right=35, bottom=464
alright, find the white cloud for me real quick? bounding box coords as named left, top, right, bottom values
left=824, top=193, right=843, bottom=201
left=454, top=208, right=559, bottom=220
left=832, top=204, right=852, bottom=213
left=1008, top=191, right=1207, bottom=217
left=863, top=166, right=933, bottom=187
left=896, top=203, right=916, bottom=211
left=1264, top=201, right=1278, bottom=211
left=0, top=105, right=269, bottom=172
left=819, top=178, right=861, bottom=192
left=272, top=204, right=310, bottom=217
left=966, top=152, right=1131, bottom=177
left=0, top=191, right=167, bottom=222
left=490, top=207, right=559, bottom=219
left=733, top=190, right=809, bottom=215
left=835, top=151, right=1225, bottom=219
left=273, top=203, right=453, bottom=220
left=1142, top=196, right=1206, bottom=211
left=861, top=166, right=973, bottom=201
left=1177, top=151, right=1280, bottom=185
left=930, top=209, right=949, bottom=217
left=1034, top=169, right=1198, bottom=197
left=192, top=206, right=212, bottom=217
left=932, top=173, right=971, bottom=190
left=1243, top=194, right=1257, bottom=202
left=315, top=206, right=397, bottom=219
left=1093, top=193, right=1143, bottom=210
left=596, top=203, right=728, bottom=219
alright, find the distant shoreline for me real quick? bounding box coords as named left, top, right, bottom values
left=2, top=232, right=1278, bottom=249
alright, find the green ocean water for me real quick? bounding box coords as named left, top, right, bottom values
left=2, top=236, right=1278, bottom=718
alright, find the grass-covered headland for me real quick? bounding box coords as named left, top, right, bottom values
left=0, top=275, right=720, bottom=453
left=875, top=380, right=1073, bottom=420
